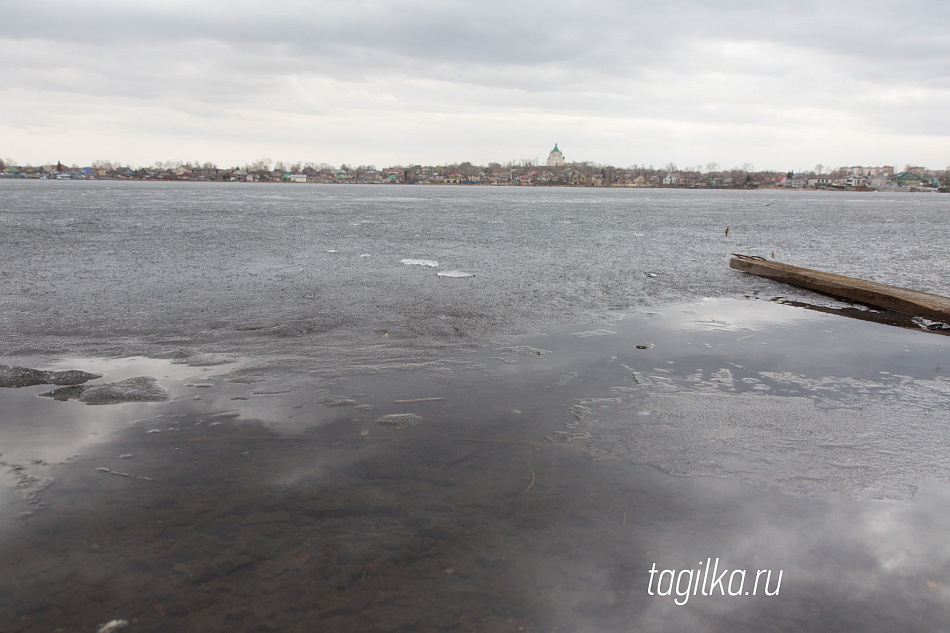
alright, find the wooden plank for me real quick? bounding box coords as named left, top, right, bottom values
left=729, top=254, right=950, bottom=322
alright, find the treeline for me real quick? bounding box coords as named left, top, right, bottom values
left=2, top=157, right=947, bottom=189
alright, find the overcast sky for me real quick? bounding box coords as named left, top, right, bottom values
left=2, top=1, right=949, bottom=171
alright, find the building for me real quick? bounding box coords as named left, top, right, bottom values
left=547, top=143, right=565, bottom=167
left=847, top=165, right=895, bottom=177
left=806, top=176, right=834, bottom=188
left=845, top=175, right=869, bottom=188
left=893, top=172, right=923, bottom=187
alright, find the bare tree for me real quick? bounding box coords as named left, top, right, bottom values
left=91, top=160, right=115, bottom=172
left=248, top=158, right=273, bottom=173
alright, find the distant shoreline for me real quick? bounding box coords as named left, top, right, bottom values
left=2, top=177, right=945, bottom=193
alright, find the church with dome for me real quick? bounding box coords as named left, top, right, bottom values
left=546, top=143, right=565, bottom=167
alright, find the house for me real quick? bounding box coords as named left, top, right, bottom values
left=516, top=172, right=537, bottom=186
left=283, top=173, right=308, bottom=183
left=443, top=172, right=462, bottom=184
left=783, top=173, right=808, bottom=189
left=845, top=175, right=869, bottom=188
left=893, top=171, right=922, bottom=187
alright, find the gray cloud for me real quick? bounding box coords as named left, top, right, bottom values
left=2, top=0, right=949, bottom=168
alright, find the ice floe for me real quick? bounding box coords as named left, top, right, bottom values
left=375, top=413, right=423, bottom=429
left=570, top=329, right=615, bottom=338
left=0, top=365, right=101, bottom=388
left=39, top=376, right=169, bottom=405
left=401, top=258, right=438, bottom=267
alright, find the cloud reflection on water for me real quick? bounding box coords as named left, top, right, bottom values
left=2, top=299, right=949, bottom=630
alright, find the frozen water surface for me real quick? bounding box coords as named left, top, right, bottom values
left=1, top=182, right=950, bottom=631
left=3, top=181, right=948, bottom=372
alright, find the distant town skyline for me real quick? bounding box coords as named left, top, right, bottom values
left=1, top=152, right=935, bottom=179
left=2, top=2, right=949, bottom=172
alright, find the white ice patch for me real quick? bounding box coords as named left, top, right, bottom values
left=375, top=413, right=423, bottom=429
left=571, top=329, right=616, bottom=338
left=912, top=316, right=950, bottom=331
left=437, top=270, right=475, bottom=278
left=401, top=258, right=438, bottom=267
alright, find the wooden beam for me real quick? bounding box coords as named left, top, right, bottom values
left=729, top=254, right=950, bottom=322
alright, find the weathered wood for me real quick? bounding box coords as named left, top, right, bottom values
left=729, top=254, right=950, bottom=322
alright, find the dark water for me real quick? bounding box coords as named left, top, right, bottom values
left=1, top=182, right=949, bottom=631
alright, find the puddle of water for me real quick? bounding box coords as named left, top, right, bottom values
left=1, top=299, right=949, bottom=631
left=0, top=357, right=232, bottom=467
